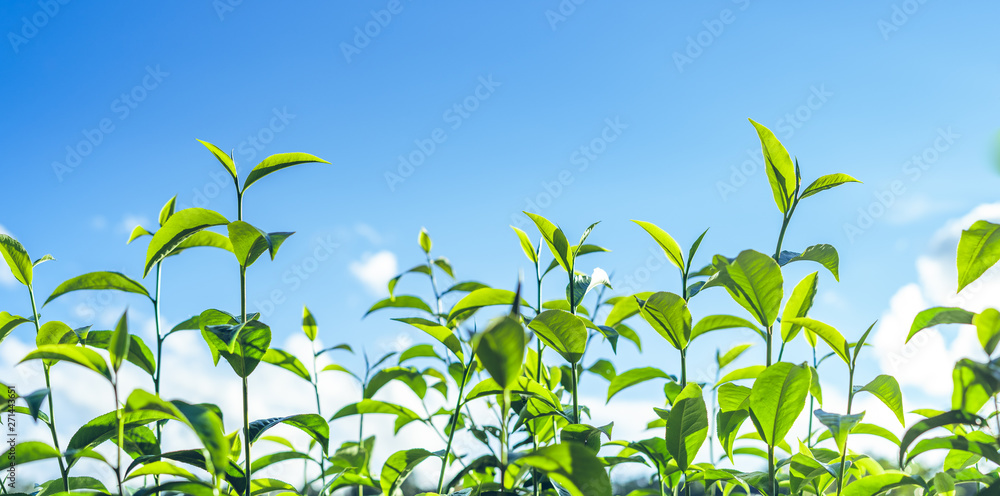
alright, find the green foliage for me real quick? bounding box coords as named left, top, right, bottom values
left=10, top=120, right=999, bottom=496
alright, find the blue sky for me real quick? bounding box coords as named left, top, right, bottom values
left=2, top=0, right=1000, bottom=481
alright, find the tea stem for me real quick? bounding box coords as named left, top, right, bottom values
left=113, top=379, right=124, bottom=496
left=437, top=353, right=474, bottom=494
left=310, top=344, right=327, bottom=492
left=836, top=366, right=856, bottom=496
left=28, top=286, right=69, bottom=493
left=152, top=261, right=164, bottom=492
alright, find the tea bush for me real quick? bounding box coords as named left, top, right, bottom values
left=2, top=120, right=1000, bottom=496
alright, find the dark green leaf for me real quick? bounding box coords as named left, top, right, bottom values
left=474, top=316, right=526, bottom=390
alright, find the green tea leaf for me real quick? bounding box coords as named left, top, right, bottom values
left=637, top=291, right=691, bottom=350
left=632, top=220, right=684, bottom=270
left=857, top=375, right=904, bottom=426
left=690, top=314, right=759, bottom=343
left=387, top=264, right=432, bottom=299
left=364, top=366, right=426, bottom=399
left=474, top=315, right=526, bottom=389
left=262, top=348, right=311, bottom=382
left=899, top=410, right=984, bottom=467
left=448, top=288, right=529, bottom=323
left=749, top=362, right=811, bottom=445
left=603, top=292, right=654, bottom=328
left=607, top=367, right=672, bottom=402
left=0, top=233, right=32, bottom=286
left=784, top=245, right=840, bottom=281
left=842, top=472, right=923, bottom=496
left=45, top=271, right=151, bottom=305
left=524, top=212, right=572, bottom=273
left=907, top=307, right=975, bottom=343
left=128, top=225, right=153, bottom=244
left=302, top=305, right=318, bottom=341
left=511, top=226, right=538, bottom=264
left=109, top=311, right=131, bottom=372
left=0, top=312, right=30, bottom=345
left=144, top=208, right=229, bottom=276
left=781, top=272, right=819, bottom=342
left=66, top=407, right=175, bottom=466
left=717, top=343, right=753, bottom=369
left=243, top=152, right=330, bottom=191
left=21, top=344, right=111, bottom=381
left=716, top=365, right=766, bottom=387
left=785, top=317, right=850, bottom=365
left=703, top=249, right=783, bottom=327
left=814, top=409, right=865, bottom=453
left=957, top=220, right=1000, bottom=292
left=799, top=173, right=861, bottom=200
left=975, top=308, right=1000, bottom=355
left=366, top=295, right=434, bottom=317
left=197, top=139, right=238, bottom=189
left=331, top=400, right=422, bottom=434
left=416, top=226, right=433, bottom=254
left=84, top=331, right=156, bottom=377
left=528, top=309, right=588, bottom=364
left=518, top=442, right=612, bottom=496
left=393, top=317, right=464, bottom=361
left=907, top=435, right=1000, bottom=467
left=248, top=414, right=329, bottom=454
left=381, top=448, right=437, bottom=496
left=749, top=118, right=796, bottom=213
left=665, top=383, right=708, bottom=470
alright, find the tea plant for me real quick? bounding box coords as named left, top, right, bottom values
left=1, top=119, right=999, bottom=496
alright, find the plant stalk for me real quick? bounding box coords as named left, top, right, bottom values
left=436, top=353, right=474, bottom=494
left=28, top=286, right=69, bottom=492
left=114, top=380, right=125, bottom=496
left=836, top=366, right=856, bottom=496
left=311, top=345, right=327, bottom=492
left=151, top=261, right=164, bottom=492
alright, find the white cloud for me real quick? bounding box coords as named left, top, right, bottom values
left=355, top=223, right=383, bottom=245
left=349, top=250, right=398, bottom=296
left=90, top=215, right=108, bottom=231
left=872, top=202, right=1000, bottom=401
left=883, top=193, right=956, bottom=225
left=120, top=214, right=151, bottom=234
